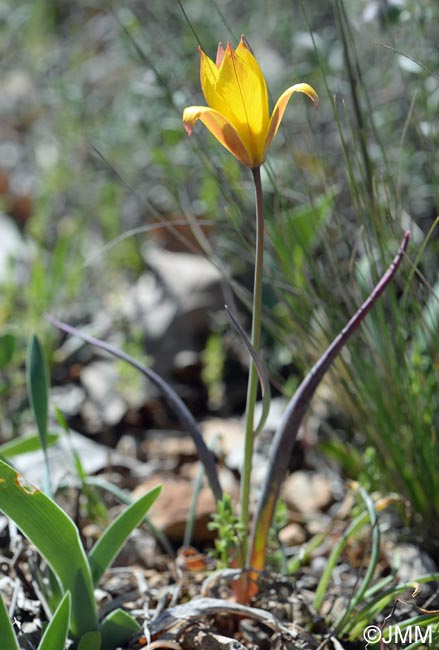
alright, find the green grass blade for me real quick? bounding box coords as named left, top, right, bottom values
left=88, top=485, right=161, bottom=586
left=346, top=574, right=439, bottom=640
left=99, top=609, right=142, bottom=650
left=0, top=592, right=19, bottom=650
left=287, top=532, right=326, bottom=575
left=0, top=433, right=59, bottom=459
left=313, top=509, right=370, bottom=612
left=335, top=487, right=381, bottom=633
left=78, top=631, right=102, bottom=649
left=0, top=459, right=97, bottom=639
left=38, top=591, right=70, bottom=650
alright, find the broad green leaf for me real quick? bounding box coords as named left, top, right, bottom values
left=78, top=631, right=102, bottom=650
left=26, top=335, right=50, bottom=449
left=99, top=609, right=142, bottom=650
left=88, top=485, right=161, bottom=586
left=0, top=592, right=19, bottom=650
left=0, top=433, right=59, bottom=459
left=38, top=592, right=70, bottom=650
left=0, top=459, right=97, bottom=640
left=0, top=332, right=16, bottom=369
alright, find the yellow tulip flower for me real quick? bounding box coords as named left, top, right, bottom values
left=183, top=36, right=318, bottom=168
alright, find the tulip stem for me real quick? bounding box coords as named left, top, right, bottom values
left=240, top=165, right=265, bottom=560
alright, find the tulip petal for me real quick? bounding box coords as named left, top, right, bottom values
left=200, top=38, right=269, bottom=165
left=233, top=36, right=270, bottom=131
left=215, top=42, right=226, bottom=68
left=264, top=83, right=319, bottom=159
left=199, top=48, right=220, bottom=103
left=183, top=105, right=253, bottom=167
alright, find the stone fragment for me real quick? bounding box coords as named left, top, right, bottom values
left=279, top=523, right=306, bottom=547
left=132, top=475, right=216, bottom=544
left=122, top=245, right=224, bottom=376
left=281, top=471, right=333, bottom=514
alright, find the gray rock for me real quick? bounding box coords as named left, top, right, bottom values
left=80, top=360, right=127, bottom=428
left=0, top=213, right=34, bottom=283
left=123, top=244, right=224, bottom=375
left=11, top=429, right=145, bottom=490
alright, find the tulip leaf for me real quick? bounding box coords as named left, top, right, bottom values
left=38, top=592, right=70, bottom=650
left=78, top=631, right=102, bottom=650
left=0, top=433, right=59, bottom=459
left=0, top=459, right=97, bottom=640
left=84, top=475, right=174, bottom=558
left=88, top=485, right=161, bottom=586
left=0, top=592, right=19, bottom=650
left=99, top=609, right=142, bottom=649
left=44, top=313, right=222, bottom=501
left=26, top=334, right=52, bottom=496
left=26, top=334, right=50, bottom=448
left=249, top=233, right=410, bottom=575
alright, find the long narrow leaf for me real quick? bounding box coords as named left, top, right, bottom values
left=0, top=433, right=59, bottom=459
left=99, top=609, right=142, bottom=650
left=83, top=476, right=174, bottom=557
left=0, top=459, right=97, bottom=639
left=0, top=593, right=19, bottom=650
left=26, top=335, right=49, bottom=447
left=346, top=573, right=439, bottom=640
left=313, top=511, right=370, bottom=612
left=88, top=485, right=161, bottom=586
left=26, top=334, right=51, bottom=496
left=44, top=313, right=222, bottom=502
left=335, top=486, right=381, bottom=634
left=38, top=592, right=70, bottom=650
left=313, top=494, right=400, bottom=612
left=249, top=233, right=410, bottom=573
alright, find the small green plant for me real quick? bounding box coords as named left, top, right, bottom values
left=0, top=333, right=162, bottom=648
left=208, top=494, right=245, bottom=567
left=307, top=485, right=439, bottom=644
left=180, top=33, right=410, bottom=602
left=0, top=457, right=161, bottom=648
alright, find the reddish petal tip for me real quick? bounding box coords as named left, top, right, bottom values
left=216, top=42, right=225, bottom=67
